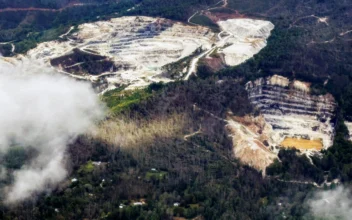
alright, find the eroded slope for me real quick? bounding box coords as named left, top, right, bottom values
left=226, top=114, right=277, bottom=173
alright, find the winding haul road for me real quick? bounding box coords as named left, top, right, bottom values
left=184, top=0, right=231, bottom=80
left=184, top=47, right=216, bottom=80
left=59, top=26, right=74, bottom=39
left=183, top=30, right=233, bottom=80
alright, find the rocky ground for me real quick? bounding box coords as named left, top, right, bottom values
left=246, top=75, right=336, bottom=149
left=25, top=16, right=274, bottom=92
left=227, top=75, right=338, bottom=172
left=226, top=114, right=277, bottom=174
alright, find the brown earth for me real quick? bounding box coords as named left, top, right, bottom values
left=227, top=114, right=277, bottom=174
left=202, top=55, right=225, bottom=72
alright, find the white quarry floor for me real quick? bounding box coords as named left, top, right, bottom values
left=24, top=16, right=274, bottom=92
left=217, top=19, right=274, bottom=66
left=263, top=114, right=334, bottom=148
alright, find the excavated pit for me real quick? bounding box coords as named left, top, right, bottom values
left=27, top=16, right=216, bottom=91
left=26, top=16, right=274, bottom=92
left=227, top=75, right=336, bottom=173
left=246, top=75, right=336, bottom=150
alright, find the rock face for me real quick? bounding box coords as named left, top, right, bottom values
left=245, top=75, right=336, bottom=149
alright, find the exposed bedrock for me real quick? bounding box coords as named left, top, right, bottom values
left=27, top=16, right=216, bottom=91
left=227, top=75, right=336, bottom=173
left=246, top=75, right=336, bottom=149
left=217, top=19, right=274, bottom=66
left=26, top=16, right=274, bottom=92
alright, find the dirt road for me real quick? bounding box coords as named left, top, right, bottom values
left=0, top=3, right=99, bottom=13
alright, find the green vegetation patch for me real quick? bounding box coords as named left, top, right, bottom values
left=102, top=87, right=153, bottom=114
left=78, top=161, right=95, bottom=174
left=162, top=47, right=203, bottom=79
left=145, top=170, right=168, bottom=181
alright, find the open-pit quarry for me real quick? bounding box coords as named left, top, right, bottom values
left=25, top=16, right=274, bottom=92
left=227, top=75, right=337, bottom=173
left=6, top=15, right=280, bottom=173
left=4, top=14, right=338, bottom=174
left=246, top=75, right=336, bottom=150
left=217, top=19, right=274, bottom=66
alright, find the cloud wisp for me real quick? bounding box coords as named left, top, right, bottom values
left=307, top=186, right=352, bottom=220
left=0, top=58, right=104, bottom=204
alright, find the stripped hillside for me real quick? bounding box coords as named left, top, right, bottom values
left=246, top=75, right=336, bottom=150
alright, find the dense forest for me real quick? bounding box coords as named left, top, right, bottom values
left=0, top=0, right=115, bottom=9
left=0, top=78, right=317, bottom=219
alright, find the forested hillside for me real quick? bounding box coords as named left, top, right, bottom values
left=0, top=0, right=217, bottom=54
left=0, top=79, right=316, bottom=219
left=1, top=0, right=352, bottom=219
left=217, top=0, right=352, bottom=117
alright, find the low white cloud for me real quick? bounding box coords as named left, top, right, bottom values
left=307, top=186, right=352, bottom=220
left=0, top=58, right=104, bottom=204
